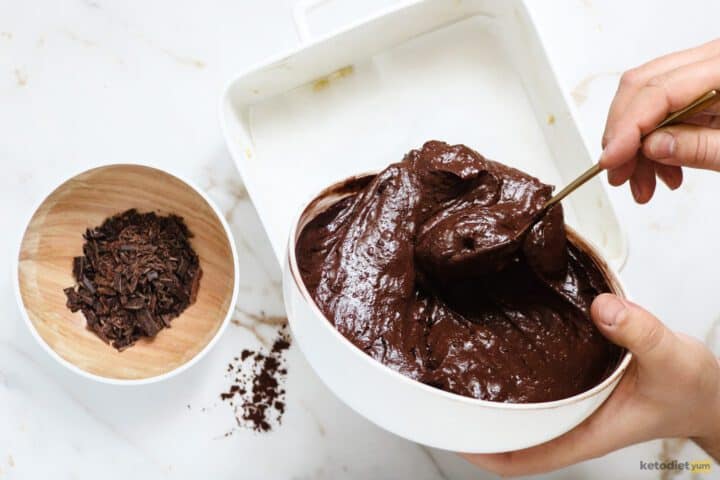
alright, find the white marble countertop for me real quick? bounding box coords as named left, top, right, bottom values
left=1, top=0, right=719, bottom=478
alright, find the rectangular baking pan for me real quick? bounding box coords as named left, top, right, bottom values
left=220, top=0, right=627, bottom=270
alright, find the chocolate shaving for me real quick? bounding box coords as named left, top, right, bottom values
left=64, top=209, right=202, bottom=351
left=219, top=326, right=291, bottom=433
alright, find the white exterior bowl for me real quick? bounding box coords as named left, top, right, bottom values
left=283, top=176, right=632, bottom=453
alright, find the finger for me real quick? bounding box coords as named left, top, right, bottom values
left=601, top=55, right=720, bottom=170
left=628, top=156, right=656, bottom=203
left=683, top=112, right=720, bottom=128
left=654, top=163, right=683, bottom=190
left=643, top=125, right=720, bottom=171
left=591, top=294, right=676, bottom=366
left=607, top=155, right=636, bottom=186
left=603, top=39, right=720, bottom=147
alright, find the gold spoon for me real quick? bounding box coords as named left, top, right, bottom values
left=544, top=89, right=720, bottom=209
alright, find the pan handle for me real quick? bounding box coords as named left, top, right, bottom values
left=293, top=0, right=406, bottom=44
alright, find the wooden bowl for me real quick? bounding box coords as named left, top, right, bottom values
left=15, top=164, right=239, bottom=384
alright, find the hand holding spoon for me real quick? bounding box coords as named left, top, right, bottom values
left=544, top=89, right=720, bottom=209
left=419, top=90, right=720, bottom=276
left=475, top=89, right=720, bottom=271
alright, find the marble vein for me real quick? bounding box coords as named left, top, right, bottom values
left=418, top=446, right=451, bottom=480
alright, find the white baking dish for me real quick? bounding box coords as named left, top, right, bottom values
left=221, top=0, right=626, bottom=267
left=220, top=0, right=629, bottom=452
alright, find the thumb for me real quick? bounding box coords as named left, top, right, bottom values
left=642, top=125, right=720, bottom=171
left=591, top=293, right=675, bottom=364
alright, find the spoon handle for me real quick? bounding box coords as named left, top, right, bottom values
left=544, top=89, right=720, bottom=209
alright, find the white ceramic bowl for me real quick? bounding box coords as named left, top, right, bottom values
left=283, top=174, right=632, bottom=453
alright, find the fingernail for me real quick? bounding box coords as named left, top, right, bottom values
left=630, top=179, right=642, bottom=202
left=606, top=169, right=621, bottom=186
left=658, top=168, right=683, bottom=191
left=596, top=295, right=626, bottom=327
left=645, top=131, right=676, bottom=159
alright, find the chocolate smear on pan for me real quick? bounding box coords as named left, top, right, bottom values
left=220, top=325, right=290, bottom=433
left=64, top=209, right=202, bottom=351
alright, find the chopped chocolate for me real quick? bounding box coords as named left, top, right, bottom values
left=220, top=326, right=291, bottom=433
left=64, top=209, right=202, bottom=351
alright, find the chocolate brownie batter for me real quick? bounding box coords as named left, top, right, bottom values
left=296, top=141, right=622, bottom=403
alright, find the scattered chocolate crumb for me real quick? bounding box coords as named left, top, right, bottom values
left=63, top=209, right=202, bottom=351
left=219, top=325, right=291, bottom=433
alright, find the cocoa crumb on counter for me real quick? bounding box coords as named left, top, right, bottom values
left=220, top=325, right=291, bottom=433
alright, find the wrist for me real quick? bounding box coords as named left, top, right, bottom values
left=695, top=434, right=720, bottom=463
left=694, top=427, right=720, bottom=462
left=693, top=359, right=720, bottom=461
